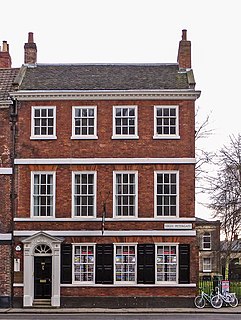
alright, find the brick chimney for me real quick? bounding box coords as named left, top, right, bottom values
left=24, top=32, right=37, bottom=64
left=177, top=29, right=191, bottom=69
left=0, top=41, right=12, bottom=68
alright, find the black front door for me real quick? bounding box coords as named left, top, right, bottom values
left=34, top=256, right=52, bottom=299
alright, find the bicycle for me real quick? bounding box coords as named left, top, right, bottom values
left=211, top=287, right=239, bottom=308
left=194, top=289, right=216, bottom=308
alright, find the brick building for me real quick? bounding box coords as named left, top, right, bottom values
left=5, top=30, right=201, bottom=307
left=196, top=218, right=221, bottom=280
left=0, top=42, right=19, bottom=307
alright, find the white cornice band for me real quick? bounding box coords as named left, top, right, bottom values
left=10, top=89, right=201, bottom=101
left=0, top=168, right=13, bottom=175
left=14, top=157, right=196, bottom=165
left=14, top=217, right=196, bottom=222
left=0, top=233, right=12, bottom=240
left=14, top=230, right=196, bottom=237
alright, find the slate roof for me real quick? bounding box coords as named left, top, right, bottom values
left=0, top=68, right=19, bottom=101
left=18, top=64, right=192, bottom=91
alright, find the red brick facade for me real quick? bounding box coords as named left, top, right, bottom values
left=0, top=30, right=200, bottom=308
left=12, top=96, right=199, bottom=307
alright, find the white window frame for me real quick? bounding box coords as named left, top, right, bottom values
left=112, top=105, right=139, bottom=139
left=71, top=106, right=98, bottom=139
left=153, top=105, right=180, bottom=139
left=114, top=243, right=137, bottom=285
left=72, top=171, right=97, bottom=218
left=31, top=106, right=56, bottom=139
left=154, top=171, right=179, bottom=218
left=113, top=171, right=138, bottom=218
left=73, top=243, right=95, bottom=284
left=202, top=232, right=211, bottom=250
left=30, top=171, right=56, bottom=218
left=155, top=243, right=178, bottom=284
left=203, top=257, right=212, bottom=272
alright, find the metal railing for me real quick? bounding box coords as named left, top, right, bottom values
left=198, top=279, right=241, bottom=299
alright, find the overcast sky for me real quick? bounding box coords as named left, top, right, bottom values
left=1, top=0, right=240, bottom=220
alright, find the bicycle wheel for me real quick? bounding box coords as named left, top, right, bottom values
left=229, top=295, right=238, bottom=308
left=194, top=295, right=205, bottom=308
left=211, top=295, right=223, bottom=309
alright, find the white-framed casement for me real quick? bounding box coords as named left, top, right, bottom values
left=155, top=243, right=178, bottom=284
left=31, top=171, right=56, bottom=218
left=202, top=232, right=211, bottom=250
left=112, top=105, right=139, bottom=139
left=113, top=171, right=138, bottom=218
left=72, top=243, right=96, bottom=284
left=153, top=105, right=180, bottom=139
left=114, top=243, right=137, bottom=285
left=203, top=257, right=212, bottom=272
left=72, top=171, right=97, bottom=218
left=30, top=106, right=57, bottom=139
left=71, top=106, right=97, bottom=139
left=154, top=171, right=179, bottom=218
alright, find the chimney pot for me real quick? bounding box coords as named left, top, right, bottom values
left=2, top=41, right=8, bottom=52
left=182, top=29, right=187, bottom=41
left=28, top=32, right=34, bottom=43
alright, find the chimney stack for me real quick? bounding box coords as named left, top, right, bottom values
left=0, top=40, right=12, bottom=68
left=24, top=32, right=37, bottom=64
left=177, top=29, right=191, bottom=69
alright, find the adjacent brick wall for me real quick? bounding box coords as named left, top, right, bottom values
left=0, top=244, right=11, bottom=297
left=0, top=108, right=12, bottom=233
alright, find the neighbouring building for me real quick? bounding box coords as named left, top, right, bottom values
left=0, top=41, right=19, bottom=307
left=221, top=235, right=241, bottom=281
left=196, top=218, right=221, bottom=280
left=1, top=30, right=200, bottom=308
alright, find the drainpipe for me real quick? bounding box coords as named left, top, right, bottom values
left=9, top=98, right=17, bottom=308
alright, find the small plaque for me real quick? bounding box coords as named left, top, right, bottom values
left=40, top=279, right=46, bottom=283
left=164, top=223, right=192, bottom=230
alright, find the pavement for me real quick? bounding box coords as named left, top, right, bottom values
left=1, top=306, right=241, bottom=314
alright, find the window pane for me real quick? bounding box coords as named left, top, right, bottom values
left=115, top=245, right=136, bottom=283
left=114, top=107, right=136, bottom=136
left=74, top=245, right=95, bottom=283
left=74, top=173, right=95, bottom=217
left=156, top=173, right=177, bottom=216
left=115, top=173, right=136, bottom=217
left=156, top=245, right=177, bottom=283
left=74, top=108, right=95, bottom=136
left=33, top=173, right=54, bottom=216
left=155, top=107, right=177, bottom=136
left=33, top=108, right=56, bottom=137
